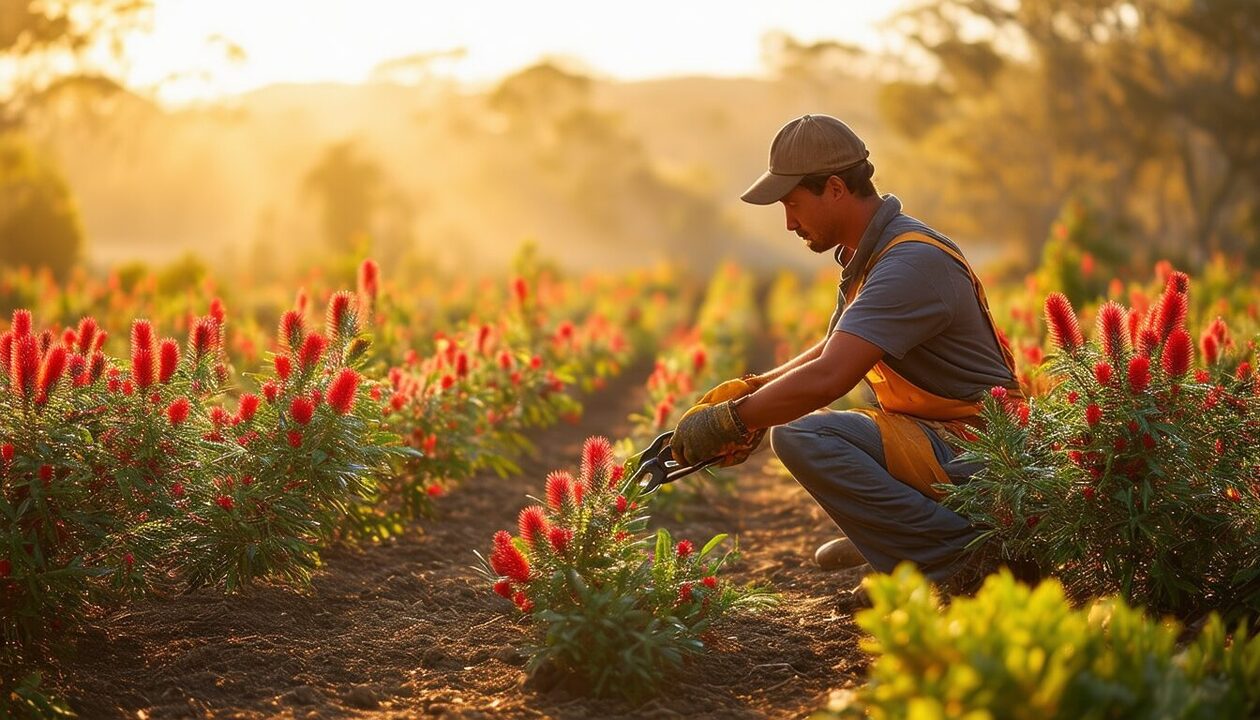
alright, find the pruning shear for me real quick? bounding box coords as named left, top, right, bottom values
left=627, top=431, right=721, bottom=495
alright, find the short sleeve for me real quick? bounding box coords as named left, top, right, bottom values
left=835, top=251, right=957, bottom=359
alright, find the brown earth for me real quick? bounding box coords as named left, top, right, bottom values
left=49, top=361, right=872, bottom=719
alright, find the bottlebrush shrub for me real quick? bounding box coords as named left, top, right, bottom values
left=942, top=280, right=1260, bottom=619
left=818, top=565, right=1260, bottom=720
left=477, top=436, right=775, bottom=699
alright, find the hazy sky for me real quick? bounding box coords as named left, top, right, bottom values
left=122, top=1, right=915, bottom=104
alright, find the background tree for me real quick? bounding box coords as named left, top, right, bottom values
left=0, top=132, right=83, bottom=278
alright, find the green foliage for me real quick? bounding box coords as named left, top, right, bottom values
left=942, top=275, right=1260, bottom=620
left=479, top=437, right=775, bottom=700
left=817, top=564, right=1260, bottom=720
left=0, top=133, right=83, bottom=279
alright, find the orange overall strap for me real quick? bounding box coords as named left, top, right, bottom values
left=851, top=407, right=953, bottom=500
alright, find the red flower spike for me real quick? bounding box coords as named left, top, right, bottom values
left=1016, top=403, right=1030, bottom=427
left=615, top=495, right=628, bottom=513
left=513, top=591, right=534, bottom=613
left=216, top=495, right=234, bottom=511
left=545, top=471, right=573, bottom=509
left=1044, top=292, right=1083, bottom=351
left=11, top=310, right=32, bottom=338
left=572, top=480, right=585, bottom=506
left=289, top=396, right=315, bottom=425
left=678, top=583, right=693, bottom=604
left=0, top=559, right=11, bottom=578
left=1137, top=328, right=1159, bottom=358
left=512, top=277, right=528, bottom=304
left=1162, top=329, right=1193, bottom=377
left=131, top=347, right=155, bottom=389
left=171, top=482, right=184, bottom=498
left=702, top=576, right=718, bottom=590
left=677, top=539, right=695, bottom=558
left=581, top=436, right=614, bottom=485
left=325, top=291, right=358, bottom=340
left=209, top=298, right=226, bottom=326
left=1095, top=302, right=1127, bottom=360
left=1167, top=271, right=1190, bottom=295
left=188, top=317, right=218, bottom=360
left=167, top=397, right=191, bottom=425
left=36, top=346, right=67, bottom=400
left=298, top=333, right=326, bottom=369
left=76, top=317, right=99, bottom=355
left=692, top=347, right=708, bottom=374
left=426, top=484, right=444, bottom=498
left=287, top=430, right=303, bottom=448
left=0, top=333, right=11, bottom=379
left=131, top=320, right=155, bottom=356
left=1082, top=486, right=1096, bottom=501
left=38, top=465, right=53, bottom=484
left=497, top=350, right=513, bottom=370
left=476, top=324, right=491, bottom=355
left=274, top=354, right=293, bottom=381
left=1094, top=362, right=1112, bottom=387
left=279, top=310, right=305, bottom=351
left=1085, top=404, right=1103, bottom=426
left=517, top=506, right=549, bottom=546
left=262, top=380, right=280, bottom=403
left=1066, top=391, right=1079, bottom=405
left=490, top=530, right=531, bottom=584
left=158, top=339, right=180, bottom=383
left=455, top=351, right=469, bottom=378
left=237, top=393, right=260, bottom=423
left=493, top=579, right=513, bottom=599
left=328, top=368, right=360, bottom=415
left=1, top=443, right=13, bottom=463
left=610, top=464, right=625, bottom=486
left=1128, top=355, right=1151, bottom=394
left=61, top=329, right=76, bottom=349
left=1153, top=290, right=1187, bottom=341
left=547, top=526, right=574, bottom=553
left=990, top=386, right=1008, bottom=400
left=358, top=259, right=380, bottom=303
left=10, top=335, right=39, bottom=399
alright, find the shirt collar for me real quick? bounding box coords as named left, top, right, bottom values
left=837, top=193, right=902, bottom=288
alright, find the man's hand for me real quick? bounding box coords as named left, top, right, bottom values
left=670, top=400, right=756, bottom=466
left=697, top=374, right=766, bottom=405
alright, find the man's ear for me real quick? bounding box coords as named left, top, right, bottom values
left=827, top=175, right=849, bottom=200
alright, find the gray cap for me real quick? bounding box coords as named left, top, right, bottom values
left=740, top=114, right=870, bottom=205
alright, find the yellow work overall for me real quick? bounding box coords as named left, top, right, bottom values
left=846, top=232, right=1023, bottom=500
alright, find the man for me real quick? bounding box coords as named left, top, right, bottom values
left=671, top=113, right=1023, bottom=596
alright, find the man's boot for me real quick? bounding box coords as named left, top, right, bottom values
left=814, top=537, right=867, bottom=571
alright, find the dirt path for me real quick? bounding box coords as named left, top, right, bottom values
left=51, top=360, right=870, bottom=719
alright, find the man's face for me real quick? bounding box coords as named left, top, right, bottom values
left=778, top=183, right=844, bottom=254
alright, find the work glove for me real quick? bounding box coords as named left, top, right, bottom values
left=670, top=399, right=762, bottom=467
left=696, top=373, right=767, bottom=406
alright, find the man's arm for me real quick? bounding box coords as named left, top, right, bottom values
left=734, top=331, right=884, bottom=431
left=748, top=335, right=830, bottom=385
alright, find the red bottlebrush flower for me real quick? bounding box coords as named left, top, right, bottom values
left=274, top=354, right=293, bottom=381
left=1194, top=369, right=1210, bottom=383
left=358, top=259, right=380, bottom=303
left=426, top=484, right=444, bottom=498
left=513, top=591, right=534, bottom=613
left=389, top=392, right=405, bottom=411
left=455, top=351, right=469, bottom=378
left=1067, top=450, right=1085, bottom=465
left=279, top=310, right=305, bottom=352
left=298, top=333, right=326, bottom=369
left=1142, top=433, right=1156, bottom=450
left=581, top=436, right=614, bottom=483
left=1128, top=356, right=1151, bottom=394
left=1066, top=391, right=1079, bottom=405
left=167, top=397, right=191, bottom=425
left=1225, top=487, right=1242, bottom=503
left=1016, top=403, right=1030, bottom=427
left=476, top=324, right=492, bottom=355
left=36, top=329, right=51, bottom=355
left=328, top=368, right=360, bottom=415
left=1214, top=438, right=1225, bottom=456
left=210, top=406, right=230, bottom=427
left=1094, top=362, right=1112, bottom=387
left=1162, top=329, right=1193, bottom=377
left=10, top=334, right=39, bottom=399
left=1152, top=290, right=1187, bottom=341
left=1167, top=271, right=1190, bottom=295
left=0, top=559, right=10, bottom=577
left=547, top=526, right=574, bottom=553
left=158, top=339, right=180, bottom=383
left=216, top=495, right=234, bottom=511
left=1135, top=328, right=1159, bottom=358
left=702, top=576, right=718, bottom=590
left=1082, top=485, right=1097, bottom=501
left=571, top=480, right=585, bottom=505
left=509, top=370, right=522, bottom=386
left=1044, top=292, right=1083, bottom=351
left=131, top=347, right=155, bottom=389
left=123, top=553, right=134, bottom=568
left=11, top=309, right=32, bottom=337
left=653, top=399, right=673, bottom=429
left=490, top=530, right=531, bottom=583
left=512, top=277, right=528, bottom=304
left=676, top=539, right=695, bottom=558
left=36, top=346, right=67, bottom=399
left=1236, top=362, right=1252, bottom=381
left=1206, top=317, right=1230, bottom=346
left=677, top=583, right=693, bottom=604
left=0, top=333, right=11, bottom=379
left=1095, top=302, right=1127, bottom=360
left=610, top=464, right=625, bottom=486
left=237, top=393, right=260, bottom=423
left=61, top=328, right=76, bottom=349
left=76, top=316, right=99, bottom=354
left=545, top=471, right=573, bottom=509
left=439, top=374, right=455, bottom=390
left=171, top=481, right=185, bottom=498
left=88, top=351, right=105, bottom=383
left=262, top=380, right=280, bottom=403
left=493, top=579, right=513, bottom=599
left=287, top=430, right=302, bottom=448
left=1200, top=332, right=1220, bottom=366
left=1026, top=515, right=1040, bottom=528
left=1079, top=252, right=1095, bottom=277
left=517, top=505, right=549, bottom=546
left=1, top=443, right=12, bottom=463
left=122, top=379, right=135, bottom=396
left=529, top=355, right=543, bottom=370
left=325, top=291, right=358, bottom=340
left=38, top=465, right=53, bottom=484
left=131, top=319, right=155, bottom=355
left=615, top=495, right=628, bottom=513
left=209, top=298, right=226, bottom=326
left=990, top=386, right=1008, bottom=401
left=1085, top=403, right=1103, bottom=426
left=289, top=396, right=314, bottom=425
left=188, top=317, right=218, bottom=361
left=497, top=350, right=513, bottom=370
left=422, top=434, right=437, bottom=455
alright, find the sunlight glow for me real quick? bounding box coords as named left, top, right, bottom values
left=121, top=0, right=914, bottom=105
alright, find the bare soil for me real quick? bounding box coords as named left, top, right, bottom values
left=50, top=361, right=872, bottom=719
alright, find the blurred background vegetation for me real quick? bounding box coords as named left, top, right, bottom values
left=2, top=0, right=1257, bottom=287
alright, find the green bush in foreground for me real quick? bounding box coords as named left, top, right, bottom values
left=817, top=565, right=1260, bottom=720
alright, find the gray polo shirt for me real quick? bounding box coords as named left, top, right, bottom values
left=825, top=195, right=1014, bottom=401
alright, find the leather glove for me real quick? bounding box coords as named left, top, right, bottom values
left=678, top=374, right=767, bottom=426
left=670, top=399, right=757, bottom=467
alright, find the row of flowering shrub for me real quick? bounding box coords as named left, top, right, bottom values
left=816, top=565, right=1260, bottom=719
left=480, top=437, right=775, bottom=699
left=943, top=269, right=1259, bottom=620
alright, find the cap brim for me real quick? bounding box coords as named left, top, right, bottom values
left=740, top=170, right=803, bottom=205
